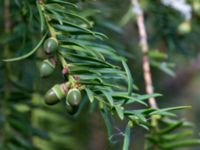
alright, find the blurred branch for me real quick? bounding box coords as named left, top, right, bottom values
left=88, top=113, right=107, bottom=150
left=4, top=0, right=11, bottom=33
left=2, top=0, right=11, bottom=148
left=131, top=0, right=157, bottom=109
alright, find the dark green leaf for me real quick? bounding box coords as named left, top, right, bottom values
left=3, top=33, right=47, bottom=62
left=122, top=122, right=132, bottom=150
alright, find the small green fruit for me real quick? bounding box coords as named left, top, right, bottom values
left=65, top=101, right=78, bottom=115
left=43, top=37, right=58, bottom=54
left=66, top=88, right=82, bottom=106
left=40, top=59, right=55, bottom=77
left=44, top=84, right=66, bottom=105
left=178, top=21, right=191, bottom=35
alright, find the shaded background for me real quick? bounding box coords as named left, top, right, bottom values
left=1, top=0, right=200, bottom=150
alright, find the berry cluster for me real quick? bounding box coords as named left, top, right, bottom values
left=40, top=37, right=82, bottom=115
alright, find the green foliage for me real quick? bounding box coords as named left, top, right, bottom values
left=145, top=117, right=200, bottom=150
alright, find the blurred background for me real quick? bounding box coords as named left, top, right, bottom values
left=1, top=0, right=200, bottom=149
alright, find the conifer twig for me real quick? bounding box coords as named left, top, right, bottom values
left=131, top=0, right=157, bottom=109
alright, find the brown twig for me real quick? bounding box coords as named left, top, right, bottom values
left=2, top=0, right=11, bottom=148
left=131, top=0, right=158, bottom=109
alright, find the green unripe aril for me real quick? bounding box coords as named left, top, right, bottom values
left=43, top=37, right=58, bottom=54
left=40, top=59, right=55, bottom=77
left=44, top=84, right=66, bottom=105
left=66, top=88, right=82, bottom=106
left=65, top=101, right=78, bottom=115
